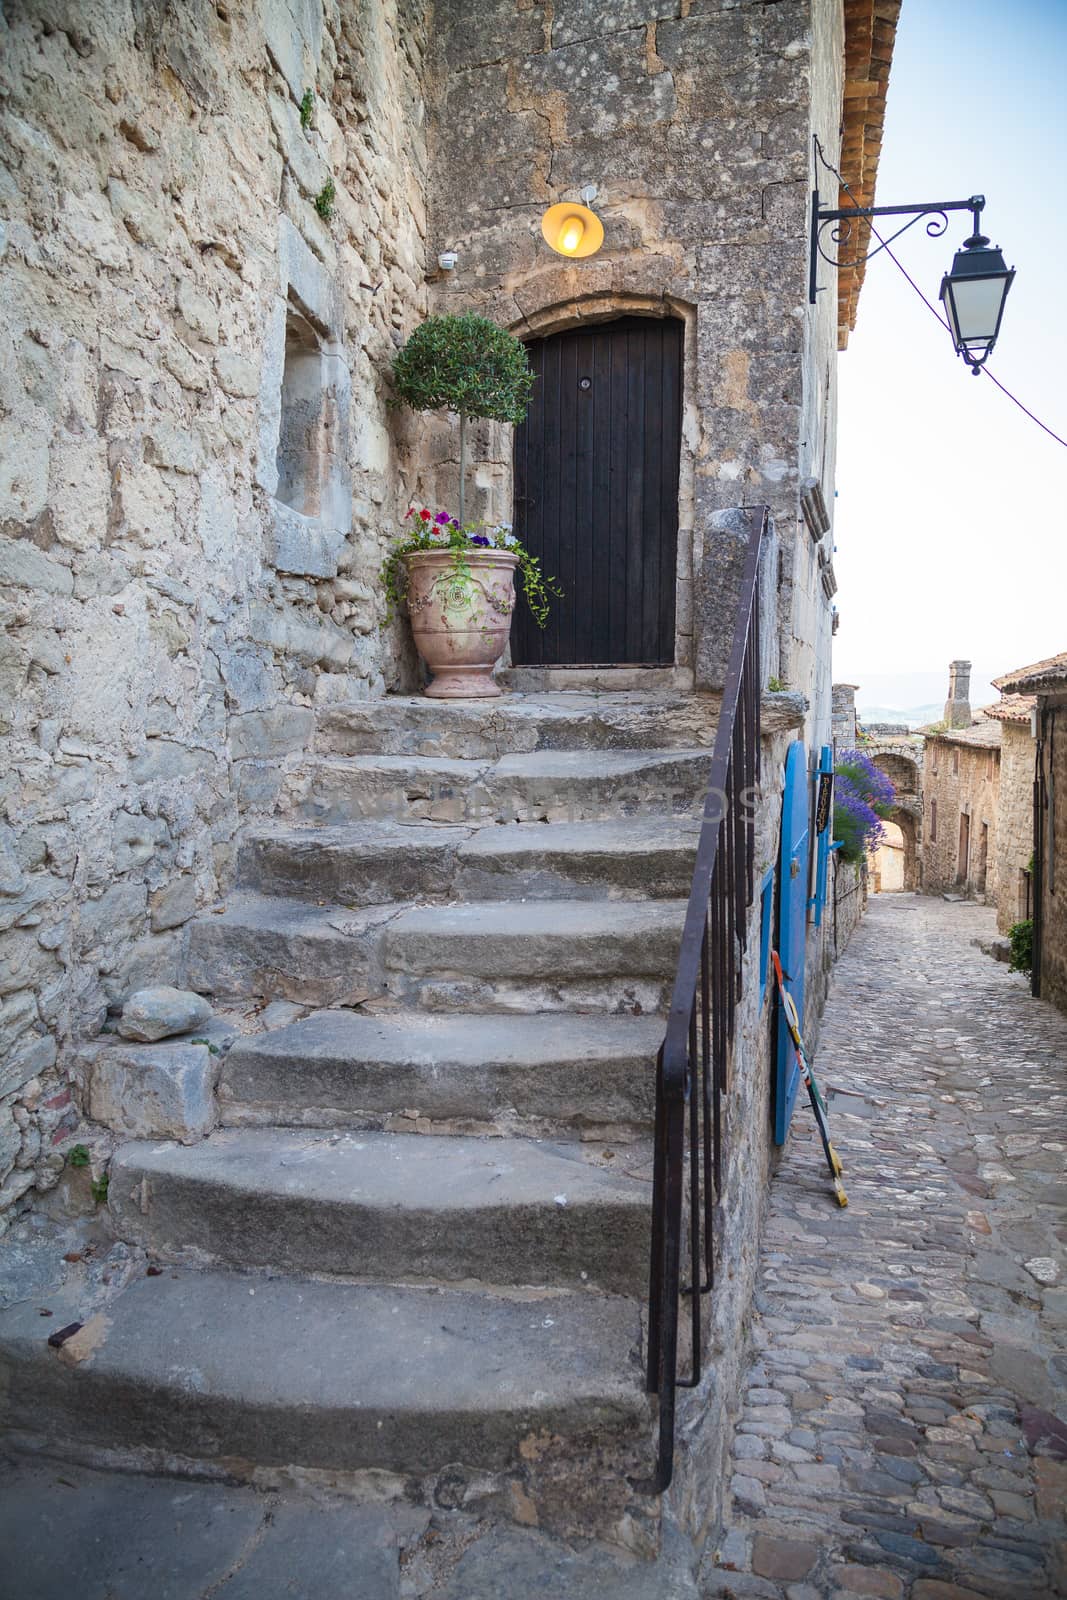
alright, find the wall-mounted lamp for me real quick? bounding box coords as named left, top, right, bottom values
left=809, top=137, right=1015, bottom=374
left=939, top=228, right=1015, bottom=375
left=541, top=185, right=604, bottom=259
left=437, top=250, right=459, bottom=272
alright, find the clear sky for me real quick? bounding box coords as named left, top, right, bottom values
left=833, top=0, right=1067, bottom=718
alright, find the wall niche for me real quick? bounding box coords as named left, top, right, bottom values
left=257, top=217, right=351, bottom=579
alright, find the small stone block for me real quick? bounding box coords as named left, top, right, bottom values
left=88, top=1040, right=220, bottom=1141
left=831, top=1567, right=904, bottom=1600
left=752, top=1535, right=818, bottom=1582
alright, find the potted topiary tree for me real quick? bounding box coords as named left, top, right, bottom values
left=386, top=313, right=557, bottom=698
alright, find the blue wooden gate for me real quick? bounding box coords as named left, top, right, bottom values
left=774, top=740, right=810, bottom=1143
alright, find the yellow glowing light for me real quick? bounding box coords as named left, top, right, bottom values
left=540, top=201, right=604, bottom=259
left=559, top=216, right=585, bottom=254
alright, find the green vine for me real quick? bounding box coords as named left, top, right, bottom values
left=299, top=88, right=314, bottom=130
left=1008, top=919, right=1033, bottom=975
left=314, top=177, right=336, bottom=220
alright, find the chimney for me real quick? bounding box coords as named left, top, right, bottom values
left=832, top=683, right=859, bottom=748
left=944, top=659, right=972, bottom=729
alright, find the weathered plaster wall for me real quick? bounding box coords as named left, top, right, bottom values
left=0, top=0, right=432, bottom=1220
left=921, top=733, right=1000, bottom=903
left=425, top=0, right=842, bottom=734
left=995, top=720, right=1035, bottom=934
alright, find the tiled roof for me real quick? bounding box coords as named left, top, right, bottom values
left=981, top=695, right=1036, bottom=725
left=993, top=651, right=1067, bottom=694
left=925, top=721, right=1002, bottom=749
left=837, top=0, right=902, bottom=348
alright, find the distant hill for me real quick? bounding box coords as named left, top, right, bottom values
left=857, top=703, right=941, bottom=730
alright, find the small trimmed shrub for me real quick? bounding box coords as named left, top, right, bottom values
left=392, top=313, right=535, bottom=524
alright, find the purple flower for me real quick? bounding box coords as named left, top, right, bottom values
left=434, top=511, right=451, bottom=525
left=471, top=534, right=490, bottom=546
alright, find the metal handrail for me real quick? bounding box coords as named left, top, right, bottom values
left=645, top=505, right=766, bottom=1492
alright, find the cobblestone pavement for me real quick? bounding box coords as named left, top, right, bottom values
left=703, top=895, right=1067, bottom=1600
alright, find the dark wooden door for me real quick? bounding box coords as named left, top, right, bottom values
left=512, top=316, right=682, bottom=666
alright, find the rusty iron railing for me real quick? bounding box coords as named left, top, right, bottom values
left=645, top=505, right=766, bottom=1492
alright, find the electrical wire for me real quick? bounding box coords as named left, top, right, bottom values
left=824, top=150, right=1067, bottom=452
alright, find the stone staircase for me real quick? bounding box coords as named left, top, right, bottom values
left=0, top=689, right=720, bottom=1546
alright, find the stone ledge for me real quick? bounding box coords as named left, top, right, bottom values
left=760, top=690, right=808, bottom=736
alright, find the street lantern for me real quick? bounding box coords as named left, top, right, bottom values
left=939, top=231, right=1015, bottom=374
left=809, top=138, right=1015, bottom=374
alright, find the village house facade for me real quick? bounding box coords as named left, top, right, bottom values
left=983, top=689, right=1037, bottom=936
left=919, top=662, right=1000, bottom=903
left=996, top=653, right=1067, bottom=1016
left=0, top=0, right=892, bottom=1575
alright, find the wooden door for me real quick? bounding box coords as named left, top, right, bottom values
left=957, top=812, right=971, bottom=883
left=512, top=316, right=682, bottom=666
left=774, top=741, right=810, bottom=1145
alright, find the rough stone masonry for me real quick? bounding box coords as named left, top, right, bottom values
left=0, top=0, right=852, bottom=1232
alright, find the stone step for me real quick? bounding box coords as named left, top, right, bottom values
left=237, top=818, right=701, bottom=905
left=497, top=666, right=692, bottom=694
left=382, top=899, right=686, bottom=1014
left=316, top=691, right=719, bottom=759
left=282, top=747, right=713, bottom=825
left=186, top=895, right=686, bottom=1011
left=0, top=1268, right=649, bottom=1482
left=108, top=1129, right=652, bottom=1294
left=220, top=1009, right=661, bottom=1133
left=185, top=896, right=394, bottom=1008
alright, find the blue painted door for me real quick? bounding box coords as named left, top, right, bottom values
left=774, top=740, right=810, bottom=1143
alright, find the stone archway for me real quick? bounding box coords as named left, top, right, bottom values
left=871, top=819, right=906, bottom=892
left=887, top=805, right=919, bottom=891
left=865, top=743, right=923, bottom=891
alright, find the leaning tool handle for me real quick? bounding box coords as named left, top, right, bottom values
left=771, top=947, right=848, bottom=1207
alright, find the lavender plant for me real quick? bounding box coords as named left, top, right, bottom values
left=832, top=749, right=896, bottom=864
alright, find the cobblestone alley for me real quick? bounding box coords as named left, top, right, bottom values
left=706, top=895, right=1067, bottom=1600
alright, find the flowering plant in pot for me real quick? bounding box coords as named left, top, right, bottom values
left=389, top=313, right=555, bottom=697
left=382, top=506, right=561, bottom=698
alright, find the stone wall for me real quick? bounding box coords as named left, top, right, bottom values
left=995, top=720, right=1035, bottom=935
left=921, top=733, right=1000, bottom=903
left=0, top=0, right=433, bottom=1222
left=832, top=683, right=858, bottom=750
left=1038, top=701, right=1067, bottom=1013
left=426, top=0, right=842, bottom=746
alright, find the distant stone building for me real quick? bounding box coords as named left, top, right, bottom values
left=921, top=721, right=1000, bottom=901
left=983, top=691, right=1037, bottom=935
left=919, top=665, right=999, bottom=901
left=996, top=654, right=1067, bottom=1015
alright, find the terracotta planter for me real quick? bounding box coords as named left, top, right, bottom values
left=404, top=547, right=519, bottom=698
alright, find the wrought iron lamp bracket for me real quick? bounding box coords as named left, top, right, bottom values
left=808, top=134, right=985, bottom=305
